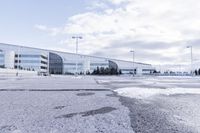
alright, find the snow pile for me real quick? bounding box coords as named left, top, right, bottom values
left=115, top=87, right=200, bottom=99
left=97, top=80, right=111, bottom=84
left=71, top=76, right=83, bottom=79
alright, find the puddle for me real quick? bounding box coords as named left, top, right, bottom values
left=76, top=92, right=95, bottom=96
left=55, top=106, right=117, bottom=119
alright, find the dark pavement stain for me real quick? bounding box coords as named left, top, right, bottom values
left=55, top=107, right=117, bottom=119
left=106, top=93, right=117, bottom=97
left=0, top=125, right=17, bottom=131
left=54, top=106, right=65, bottom=110
left=82, top=107, right=116, bottom=117
left=76, top=92, right=95, bottom=96
left=56, top=113, right=78, bottom=118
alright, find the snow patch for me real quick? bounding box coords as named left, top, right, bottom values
left=115, top=87, right=200, bottom=99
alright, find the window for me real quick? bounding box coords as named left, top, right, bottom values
left=18, top=55, right=40, bottom=58
left=41, top=61, right=47, bottom=64
left=15, top=60, right=40, bottom=63
left=41, top=55, right=48, bottom=60
left=90, top=63, right=108, bottom=66
left=49, top=52, right=63, bottom=74
left=40, top=66, right=47, bottom=69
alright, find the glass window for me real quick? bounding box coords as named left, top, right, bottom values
left=0, top=54, right=4, bottom=57
left=49, top=52, right=63, bottom=74
left=20, top=55, right=40, bottom=58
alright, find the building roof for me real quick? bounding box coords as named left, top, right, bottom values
left=0, top=43, right=151, bottom=66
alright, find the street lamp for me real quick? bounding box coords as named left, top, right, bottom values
left=186, top=46, right=193, bottom=76
left=72, top=36, right=82, bottom=75
left=130, top=50, right=135, bottom=76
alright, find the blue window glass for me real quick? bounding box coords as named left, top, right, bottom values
left=20, top=60, right=40, bottom=63
left=20, top=55, right=40, bottom=58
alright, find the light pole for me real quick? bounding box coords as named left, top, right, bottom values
left=186, top=46, right=193, bottom=76
left=130, top=50, right=135, bottom=76
left=72, top=36, right=82, bottom=75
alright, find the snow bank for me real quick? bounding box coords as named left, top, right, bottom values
left=115, top=87, right=200, bottom=99
left=0, top=68, right=37, bottom=76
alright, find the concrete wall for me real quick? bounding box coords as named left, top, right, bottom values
left=5, top=51, right=15, bottom=69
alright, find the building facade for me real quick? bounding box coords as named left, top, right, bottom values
left=0, top=43, right=155, bottom=75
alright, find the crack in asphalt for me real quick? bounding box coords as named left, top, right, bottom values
left=0, top=89, right=110, bottom=91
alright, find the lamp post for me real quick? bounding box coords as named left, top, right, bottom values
left=186, top=46, right=193, bottom=76
left=72, top=36, right=82, bottom=75
left=130, top=50, right=135, bottom=76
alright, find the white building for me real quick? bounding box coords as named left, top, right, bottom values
left=0, top=43, right=155, bottom=75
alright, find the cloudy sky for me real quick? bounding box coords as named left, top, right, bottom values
left=0, top=0, right=200, bottom=65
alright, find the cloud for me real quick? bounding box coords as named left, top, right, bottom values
left=35, top=24, right=47, bottom=31
left=106, top=0, right=132, bottom=5
left=34, top=24, right=60, bottom=36
left=86, top=1, right=108, bottom=10
left=35, top=0, right=200, bottom=65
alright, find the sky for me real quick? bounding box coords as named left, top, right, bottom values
left=0, top=0, right=200, bottom=65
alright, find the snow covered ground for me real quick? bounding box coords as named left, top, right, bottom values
left=97, top=76, right=200, bottom=132
left=0, top=75, right=133, bottom=133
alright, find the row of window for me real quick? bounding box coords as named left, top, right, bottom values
left=14, top=65, right=39, bottom=70
left=90, top=63, right=108, bottom=66
left=121, top=69, right=135, bottom=71
left=64, top=63, right=83, bottom=66
left=14, top=60, right=47, bottom=64
left=15, top=54, right=48, bottom=59
left=142, top=69, right=154, bottom=72
left=15, top=54, right=40, bottom=58
left=14, top=65, right=47, bottom=70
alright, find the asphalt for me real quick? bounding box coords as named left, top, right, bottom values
left=97, top=76, right=200, bottom=133
left=0, top=76, right=134, bottom=133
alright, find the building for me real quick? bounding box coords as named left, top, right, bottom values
left=0, top=43, right=155, bottom=75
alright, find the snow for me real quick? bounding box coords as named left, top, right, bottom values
left=112, top=76, right=200, bottom=99
left=96, top=76, right=200, bottom=132
left=116, top=87, right=200, bottom=99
